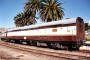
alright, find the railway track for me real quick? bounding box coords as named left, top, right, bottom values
left=0, top=40, right=90, bottom=60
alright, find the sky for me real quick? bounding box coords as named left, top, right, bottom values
left=0, top=0, right=90, bottom=28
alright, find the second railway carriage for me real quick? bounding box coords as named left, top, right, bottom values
left=1, top=17, right=85, bottom=49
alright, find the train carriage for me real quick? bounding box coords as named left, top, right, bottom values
left=1, top=17, right=85, bottom=49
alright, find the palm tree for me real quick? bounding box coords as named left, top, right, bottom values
left=14, top=13, right=24, bottom=27
left=24, top=0, right=43, bottom=24
left=14, top=11, right=36, bottom=27
left=14, top=12, right=29, bottom=27
left=41, top=0, right=64, bottom=22
left=14, top=0, right=64, bottom=27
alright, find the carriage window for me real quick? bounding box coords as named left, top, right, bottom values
left=52, top=29, right=57, bottom=32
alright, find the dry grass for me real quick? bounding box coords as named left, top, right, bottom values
left=85, top=34, right=90, bottom=40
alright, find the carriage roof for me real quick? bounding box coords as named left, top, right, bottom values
left=8, top=17, right=83, bottom=31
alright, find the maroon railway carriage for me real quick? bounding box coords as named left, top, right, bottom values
left=1, top=17, right=85, bottom=49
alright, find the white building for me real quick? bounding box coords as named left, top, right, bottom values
left=0, top=28, right=7, bottom=34
left=0, top=28, right=7, bottom=37
left=87, top=20, right=90, bottom=34
left=88, top=20, right=90, bottom=26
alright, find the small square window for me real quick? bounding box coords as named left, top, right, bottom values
left=52, top=29, right=57, bottom=32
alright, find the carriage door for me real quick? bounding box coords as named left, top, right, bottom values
left=78, top=19, right=83, bottom=45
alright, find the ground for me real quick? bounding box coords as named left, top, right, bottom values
left=0, top=44, right=68, bottom=60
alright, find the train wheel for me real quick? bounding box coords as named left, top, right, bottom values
left=37, top=42, right=40, bottom=46
left=26, top=41, right=30, bottom=45
left=15, top=40, right=21, bottom=44
left=30, top=41, right=37, bottom=46
left=33, top=41, right=37, bottom=46
left=10, top=40, right=15, bottom=43
left=75, top=45, right=80, bottom=50
left=21, top=41, right=27, bottom=45
left=47, top=43, right=52, bottom=48
left=29, top=41, right=33, bottom=46
left=59, top=44, right=67, bottom=50
left=68, top=45, right=73, bottom=51
left=6, top=39, right=10, bottom=42
left=2, top=39, right=7, bottom=42
left=51, top=43, right=57, bottom=49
